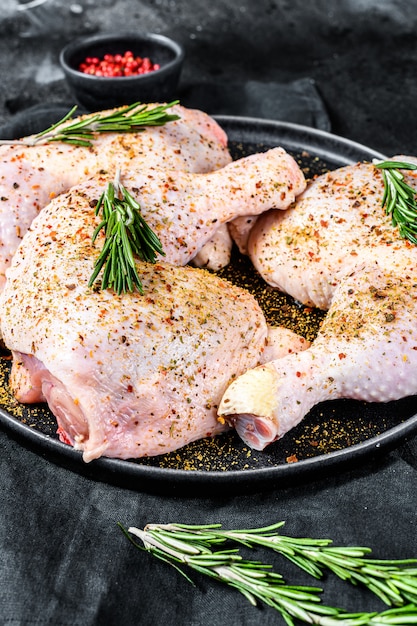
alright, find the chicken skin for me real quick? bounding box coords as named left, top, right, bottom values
left=0, top=103, right=232, bottom=287
left=247, top=158, right=417, bottom=308
left=0, top=199, right=266, bottom=461
left=0, top=147, right=307, bottom=461
left=219, top=158, right=417, bottom=450
left=219, top=265, right=417, bottom=449
left=38, top=146, right=303, bottom=268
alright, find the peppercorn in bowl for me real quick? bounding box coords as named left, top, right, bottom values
left=59, top=32, right=185, bottom=111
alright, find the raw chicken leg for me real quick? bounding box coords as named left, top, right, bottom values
left=13, top=146, right=304, bottom=269
left=4, top=258, right=267, bottom=461
left=0, top=149, right=307, bottom=461
left=219, top=265, right=417, bottom=449
left=0, top=103, right=232, bottom=287
left=118, top=145, right=305, bottom=265
left=220, top=158, right=417, bottom=449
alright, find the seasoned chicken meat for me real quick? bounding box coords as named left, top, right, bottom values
left=246, top=157, right=417, bottom=308
left=219, top=159, right=417, bottom=449
left=219, top=265, right=417, bottom=449
left=35, top=146, right=303, bottom=268
left=0, top=103, right=232, bottom=287
left=0, top=147, right=307, bottom=461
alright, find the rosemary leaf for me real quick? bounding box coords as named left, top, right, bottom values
left=88, top=170, right=165, bottom=294
left=0, top=101, right=180, bottom=147
left=374, top=158, right=417, bottom=244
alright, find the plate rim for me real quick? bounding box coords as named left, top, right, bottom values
left=2, top=404, right=417, bottom=492
left=214, top=114, right=387, bottom=163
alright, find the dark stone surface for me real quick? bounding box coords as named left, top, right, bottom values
left=1, top=0, right=417, bottom=155
left=1, top=2, right=417, bottom=625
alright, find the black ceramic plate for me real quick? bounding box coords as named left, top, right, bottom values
left=1, top=114, right=417, bottom=495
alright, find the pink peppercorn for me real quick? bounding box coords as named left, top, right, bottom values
left=78, top=50, right=160, bottom=77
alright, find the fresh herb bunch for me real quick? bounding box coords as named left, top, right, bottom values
left=0, top=101, right=180, bottom=147
left=120, top=521, right=417, bottom=625
left=374, top=159, right=417, bottom=244
left=88, top=170, right=165, bottom=295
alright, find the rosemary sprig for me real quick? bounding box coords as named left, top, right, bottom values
left=121, top=522, right=417, bottom=625
left=0, top=101, right=180, bottom=147
left=186, top=521, right=417, bottom=607
left=373, top=159, right=417, bottom=244
left=88, top=170, right=165, bottom=294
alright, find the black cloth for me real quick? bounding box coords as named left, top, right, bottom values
left=1, top=431, right=417, bottom=626
left=179, top=77, right=330, bottom=130
left=1, top=2, right=417, bottom=625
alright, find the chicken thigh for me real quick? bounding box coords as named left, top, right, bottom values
left=0, top=103, right=232, bottom=287
left=247, top=158, right=417, bottom=308
left=0, top=147, right=307, bottom=461
left=219, top=159, right=417, bottom=449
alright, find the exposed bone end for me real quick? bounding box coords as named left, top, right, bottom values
left=218, top=364, right=279, bottom=450
left=228, top=413, right=279, bottom=451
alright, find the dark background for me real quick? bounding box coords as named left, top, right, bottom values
left=1, top=0, right=417, bottom=156
left=1, top=1, right=417, bottom=625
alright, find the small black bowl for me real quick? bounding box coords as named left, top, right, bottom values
left=59, top=32, right=185, bottom=111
